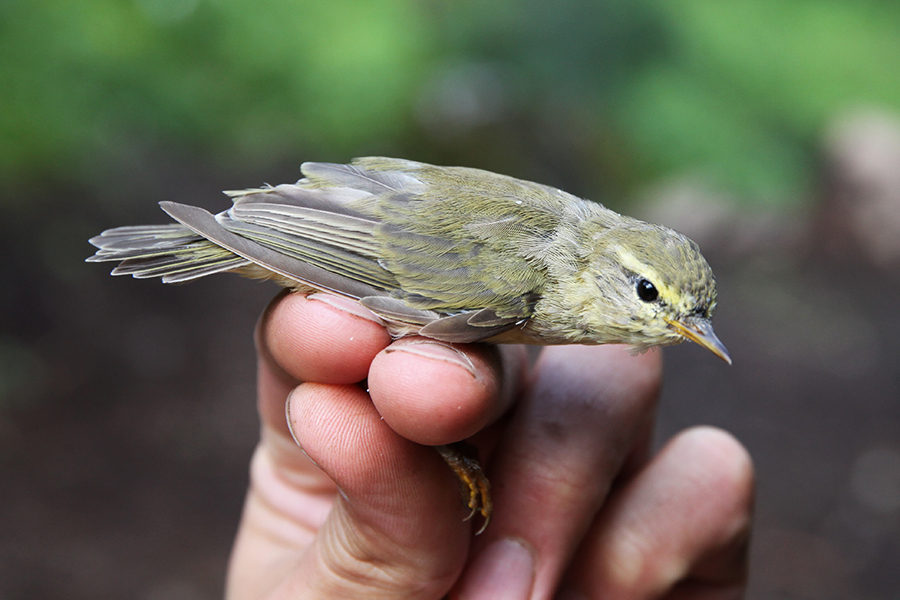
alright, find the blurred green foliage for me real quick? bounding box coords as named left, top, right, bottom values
left=0, top=0, right=430, bottom=187
left=1, top=0, right=899, bottom=206
left=620, top=0, right=900, bottom=204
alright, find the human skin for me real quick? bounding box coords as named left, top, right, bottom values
left=225, top=291, right=754, bottom=600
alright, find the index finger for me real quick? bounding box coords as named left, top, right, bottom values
left=255, top=291, right=392, bottom=434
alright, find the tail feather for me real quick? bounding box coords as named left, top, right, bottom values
left=88, top=223, right=252, bottom=282
left=88, top=224, right=202, bottom=251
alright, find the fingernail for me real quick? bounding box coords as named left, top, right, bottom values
left=307, top=293, right=383, bottom=324
left=455, top=538, right=534, bottom=600
left=385, top=340, right=477, bottom=378
left=284, top=393, right=303, bottom=448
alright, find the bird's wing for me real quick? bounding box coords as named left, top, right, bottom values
left=149, top=157, right=602, bottom=343
left=214, top=162, right=534, bottom=339
left=169, top=195, right=525, bottom=341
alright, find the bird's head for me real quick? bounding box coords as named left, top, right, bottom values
left=577, top=221, right=731, bottom=363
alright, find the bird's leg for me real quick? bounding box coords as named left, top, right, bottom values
left=435, top=443, right=491, bottom=534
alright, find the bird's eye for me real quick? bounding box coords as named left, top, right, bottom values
left=636, top=278, right=659, bottom=302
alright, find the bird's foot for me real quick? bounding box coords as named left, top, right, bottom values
left=435, top=443, right=491, bottom=534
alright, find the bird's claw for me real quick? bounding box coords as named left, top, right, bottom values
left=435, top=443, right=492, bottom=534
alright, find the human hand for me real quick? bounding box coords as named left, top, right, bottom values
left=225, top=291, right=753, bottom=599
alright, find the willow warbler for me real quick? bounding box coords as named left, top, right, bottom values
left=88, top=157, right=730, bottom=531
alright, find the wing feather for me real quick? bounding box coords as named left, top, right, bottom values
left=228, top=202, right=380, bottom=256
left=301, top=159, right=426, bottom=196
left=417, top=309, right=522, bottom=343
left=159, top=201, right=384, bottom=299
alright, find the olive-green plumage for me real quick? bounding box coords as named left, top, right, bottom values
left=88, top=157, right=729, bottom=362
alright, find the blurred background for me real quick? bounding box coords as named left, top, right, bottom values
left=2, top=0, right=900, bottom=598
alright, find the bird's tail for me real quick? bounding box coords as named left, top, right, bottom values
left=87, top=224, right=252, bottom=283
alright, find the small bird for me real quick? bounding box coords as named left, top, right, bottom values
left=88, top=157, right=730, bottom=532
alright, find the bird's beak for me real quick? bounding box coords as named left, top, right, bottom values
left=667, top=317, right=732, bottom=365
